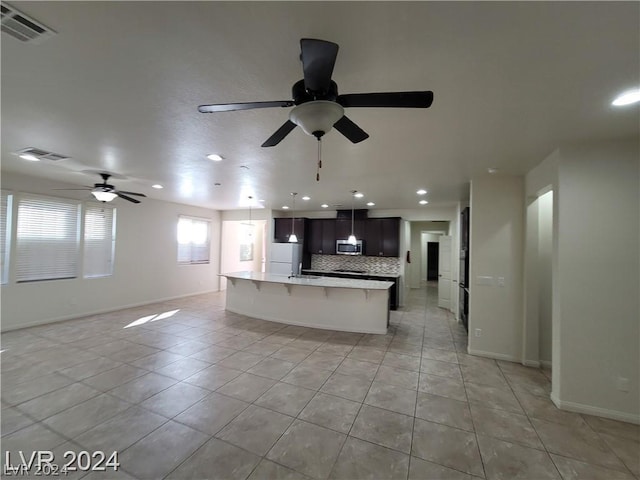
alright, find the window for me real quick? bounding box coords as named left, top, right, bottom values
left=0, top=191, right=12, bottom=284
left=83, top=204, right=116, bottom=278
left=15, top=195, right=80, bottom=282
left=177, top=216, right=210, bottom=264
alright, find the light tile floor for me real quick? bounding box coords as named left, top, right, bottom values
left=2, top=285, right=639, bottom=479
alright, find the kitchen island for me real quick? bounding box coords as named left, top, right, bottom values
left=220, top=271, right=393, bottom=334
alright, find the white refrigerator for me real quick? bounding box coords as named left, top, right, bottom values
left=269, top=243, right=303, bottom=276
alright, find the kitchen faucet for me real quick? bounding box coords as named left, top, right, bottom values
left=288, top=262, right=303, bottom=279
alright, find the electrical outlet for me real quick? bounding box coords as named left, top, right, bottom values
left=497, top=276, right=505, bottom=287
left=474, top=328, right=482, bottom=337
left=617, top=376, right=630, bottom=392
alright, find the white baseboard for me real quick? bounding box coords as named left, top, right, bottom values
left=550, top=392, right=640, bottom=425
left=467, top=348, right=520, bottom=363
left=1, top=289, right=220, bottom=332
left=540, top=360, right=552, bottom=369
left=523, top=359, right=541, bottom=368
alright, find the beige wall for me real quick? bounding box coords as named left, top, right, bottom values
left=1, top=172, right=222, bottom=331
left=219, top=219, right=266, bottom=290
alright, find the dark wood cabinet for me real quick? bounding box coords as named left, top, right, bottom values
left=274, top=217, right=307, bottom=243
left=460, top=207, right=470, bottom=331
left=461, top=207, right=470, bottom=250
left=365, top=217, right=400, bottom=257
left=335, top=218, right=365, bottom=241
left=308, top=219, right=336, bottom=255
left=371, top=275, right=399, bottom=310
left=302, top=269, right=399, bottom=310
left=293, top=215, right=400, bottom=257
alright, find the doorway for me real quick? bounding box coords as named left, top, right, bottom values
left=427, top=242, right=439, bottom=280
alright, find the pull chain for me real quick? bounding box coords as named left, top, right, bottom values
left=316, top=138, right=322, bottom=182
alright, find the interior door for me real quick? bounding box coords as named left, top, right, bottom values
left=438, top=235, right=452, bottom=309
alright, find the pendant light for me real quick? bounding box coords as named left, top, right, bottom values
left=241, top=196, right=255, bottom=243
left=348, top=190, right=357, bottom=245
left=288, top=192, right=298, bottom=243
left=247, top=196, right=254, bottom=240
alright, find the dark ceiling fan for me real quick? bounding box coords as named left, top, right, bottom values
left=54, top=173, right=147, bottom=203
left=198, top=38, right=434, bottom=148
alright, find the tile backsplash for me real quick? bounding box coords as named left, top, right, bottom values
left=311, top=255, right=401, bottom=275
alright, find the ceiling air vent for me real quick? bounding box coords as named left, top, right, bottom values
left=15, top=147, right=69, bottom=162
left=1, top=2, right=56, bottom=43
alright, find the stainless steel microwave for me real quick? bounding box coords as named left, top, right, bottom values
left=336, top=239, right=363, bottom=255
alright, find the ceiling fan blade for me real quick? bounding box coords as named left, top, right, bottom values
left=261, top=120, right=297, bottom=147
left=300, top=38, right=339, bottom=94
left=198, top=101, right=294, bottom=113
left=116, top=192, right=141, bottom=204
left=333, top=116, right=369, bottom=144
left=337, top=91, right=434, bottom=108
left=117, top=191, right=147, bottom=197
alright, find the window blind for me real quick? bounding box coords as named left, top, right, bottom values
left=177, top=216, right=210, bottom=264
left=0, top=191, right=11, bottom=284
left=83, top=204, right=116, bottom=278
left=15, top=195, right=80, bottom=282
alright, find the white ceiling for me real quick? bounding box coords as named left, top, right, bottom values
left=2, top=2, right=638, bottom=211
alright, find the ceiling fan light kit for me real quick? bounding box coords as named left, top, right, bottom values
left=91, top=190, right=118, bottom=202
left=289, top=101, right=344, bottom=138
left=54, top=173, right=147, bottom=204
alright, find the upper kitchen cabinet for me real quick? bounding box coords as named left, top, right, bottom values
left=274, top=217, right=308, bottom=243
left=335, top=218, right=366, bottom=241
left=308, top=219, right=336, bottom=255
left=365, top=217, right=401, bottom=257
left=335, top=209, right=367, bottom=241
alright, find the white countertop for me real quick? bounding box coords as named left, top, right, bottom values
left=221, top=271, right=394, bottom=290
left=302, top=269, right=400, bottom=279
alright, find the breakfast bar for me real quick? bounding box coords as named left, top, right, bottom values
left=221, top=271, right=393, bottom=334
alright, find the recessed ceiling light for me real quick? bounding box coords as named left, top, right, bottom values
left=321, top=204, right=329, bottom=208
left=282, top=205, right=289, bottom=210
left=302, top=196, right=311, bottom=201
left=612, top=88, right=640, bottom=106
left=488, top=167, right=498, bottom=174
left=354, top=192, right=364, bottom=198
left=366, top=202, right=375, bottom=206
left=152, top=184, right=163, bottom=189
left=19, top=154, right=40, bottom=161
left=416, top=189, right=427, bottom=195
left=419, top=200, right=429, bottom=205
left=207, top=154, right=223, bottom=161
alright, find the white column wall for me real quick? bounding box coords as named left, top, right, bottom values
left=553, top=141, right=639, bottom=421
left=468, top=174, right=525, bottom=361
left=537, top=191, right=553, bottom=365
